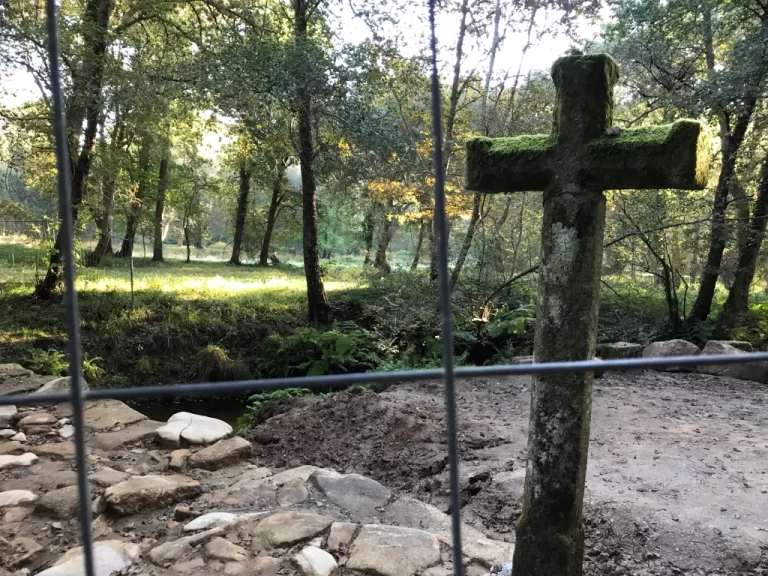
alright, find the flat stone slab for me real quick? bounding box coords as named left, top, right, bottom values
left=27, top=442, right=76, bottom=459
left=311, top=470, right=391, bottom=516
left=383, top=496, right=485, bottom=541
left=37, top=540, right=141, bottom=576
left=0, top=452, right=38, bottom=470
left=204, top=537, right=248, bottom=562
left=149, top=527, right=225, bottom=565
left=105, top=474, right=202, bottom=516
left=0, top=374, right=50, bottom=396
left=89, top=466, right=130, bottom=487
left=32, top=376, right=87, bottom=396
left=347, top=524, right=441, bottom=576
left=256, top=511, right=333, bottom=547
left=0, top=489, right=38, bottom=508
left=91, top=419, right=163, bottom=450
left=82, top=400, right=146, bottom=430
left=189, top=436, right=253, bottom=470
left=0, top=440, right=23, bottom=455
left=0, top=363, right=32, bottom=378
left=157, top=412, right=232, bottom=447
left=597, top=341, right=643, bottom=359
left=327, top=522, right=358, bottom=552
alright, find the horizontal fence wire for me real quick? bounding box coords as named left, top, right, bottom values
left=4, top=352, right=768, bottom=408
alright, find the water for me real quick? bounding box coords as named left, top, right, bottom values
left=127, top=396, right=246, bottom=426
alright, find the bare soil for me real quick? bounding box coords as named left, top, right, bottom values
left=247, top=370, right=768, bottom=576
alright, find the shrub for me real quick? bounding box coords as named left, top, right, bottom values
left=82, top=355, right=105, bottom=386
left=191, top=345, right=249, bottom=382
left=27, top=348, right=68, bottom=376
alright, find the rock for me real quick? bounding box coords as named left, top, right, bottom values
left=383, top=497, right=485, bottom=541
left=105, top=474, right=202, bottom=516
left=28, top=442, right=76, bottom=459
left=277, top=481, right=310, bottom=507
left=4, top=506, right=31, bottom=523
left=0, top=364, right=32, bottom=378
left=157, top=412, right=232, bottom=447
left=0, top=452, right=38, bottom=470
left=92, top=515, right=112, bottom=539
left=422, top=566, right=453, bottom=576
left=439, top=535, right=515, bottom=568
left=0, top=405, right=16, bottom=428
left=223, top=561, right=246, bottom=575
left=327, top=522, right=358, bottom=552
left=204, top=537, right=248, bottom=562
left=184, top=512, right=240, bottom=532
left=91, top=419, right=163, bottom=450
left=597, top=342, right=643, bottom=359
left=294, top=546, right=338, bottom=576
left=699, top=340, right=768, bottom=383
left=174, top=505, right=202, bottom=521
left=311, top=471, right=391, bottom=516
left=126, top=462, right=152, bottom=475
left=252, top=556, right=282, bottom=575
left=189, top=436, right=253, bottom=470
left=82, top=399, right=146, bottom=430
left=0, top=536, right=44, bottom=569
left=0, top=373, right=50, bottom=396
left=718, top=340, right=753, bottom=352
left=17, top=411, right=57, bottom=430
left=347, top=524, right=441, bottom=576
left=0, top=429, right=15, bottom=439
left=642, top=339, right=699, bottom=371
left=173, top=557, right=205, bottom=572
left=10, top=432, right=26, bottom=442
left=58, top=424, right=75, bottom=439
left=148, top=527, right=225, bottom=565
left=37, top=540, right=141, bottom=576
left=170, top=449, right=191, bottom=470
left=0, top=490, right=37, bottom=508
left=256, top=512, right=334, bottom=547
left=33, top=376, right=87, bottom=396
left=0, top=441, right=23, bottom=455
left=57, top=417, right=70, bottom=426
left=89, top=466, right=130, bottom=487
left=35, top=485, right=79, bottom=519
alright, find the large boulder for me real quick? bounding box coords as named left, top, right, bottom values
left=189, top=436, right=253, bottom=470
left=156, top=412, right=232, bottom=447
left=255, top=511, right=333, bottom=547
left=310, top=470, right=391, bottom=517
left=105, top=475, right=202, bottom=516
left=347, top=524, right=441, bottom=576
left=642, top=339, right=700, bottom=371
left=32, top=376, right=88, bottom=396
left=698, top=341, right=768, bottom=383
left=35, top=486, right=80, bottom=519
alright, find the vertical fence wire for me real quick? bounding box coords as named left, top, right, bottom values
left=427, top=0, right=465, bottom=572
left=45, top=2, right=96, bottom=576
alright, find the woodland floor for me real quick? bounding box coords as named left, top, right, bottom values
left=247, top=370, right=768, bottom=576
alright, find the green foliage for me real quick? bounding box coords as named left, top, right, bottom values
left=234, top=387, right=333, bottom=433
left=256, top=328, right=386, bottom=378
left=27, top=348, right=68, bottom=377
left=191, top=345, right=249, bottom=382
left=82, top=355, right=105, bottom=386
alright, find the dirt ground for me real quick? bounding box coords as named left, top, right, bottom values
left=247, top=370, right=768, bottom=576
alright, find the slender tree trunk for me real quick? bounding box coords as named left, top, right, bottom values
left=362, top=209, right=375, bottom=266
left=91, top=178, right=115, bottom=265
left=184, top=221, right=191, bottom=263
left=688, top=101, right=756, bottom=321
left=152, top=156, right=169, bottom=262
left=118, top=139, right=151, bottom=257
left=450, top=190, right=483, bottom=290
left=259, top=164, right=286, bottom=266
left=411, top=217, right=427, bottom=271
left=230, top=165, right=251, bottom=265
left=295, top=1, right=331, bottom=324
left=716, top=155, right=768, bottom=335
left=36, top=0, right=114, bottom=298
left=374, top=205, right=395, bottom=275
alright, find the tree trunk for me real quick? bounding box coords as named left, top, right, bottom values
left=91, top=177, right=115, bottom=265
left=450, top=190, right=483, bottom=290
left=230, top=165, right=251, bottom=265
left=118, top=139, right=151, bottom=258
left=716, top=155, right=768, bottom=335
left=184, top=222, right=191, bottom=263
left=411, top=217, right=427, bottom=271
left=152, top=156, right=169, bottom=262
left=688, top=102, right=755, bottom=321
left=374, top=206, right=395, bottom=275
left=259, top=164, right=286, bottom=266
left=362, top=209, right=375, bottom=266
left=36, top=0, right=114, bottom=299
left=295, top=1, right=331, bottom=324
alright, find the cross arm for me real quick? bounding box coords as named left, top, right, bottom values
left=465, top=134, right=555, bottom=193
left=587, top=120, right=711, bottom=190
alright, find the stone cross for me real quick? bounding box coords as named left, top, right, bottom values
left=465, top=53, right=710, bottom=576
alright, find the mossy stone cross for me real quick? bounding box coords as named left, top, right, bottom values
left=465, top=53, right=711, bottom=576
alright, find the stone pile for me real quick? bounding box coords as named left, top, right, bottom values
left=1, top=364, right=514, bottom=576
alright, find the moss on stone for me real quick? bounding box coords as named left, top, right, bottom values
left=465, top=135, right=554, bottom=192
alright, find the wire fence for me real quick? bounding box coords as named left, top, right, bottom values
left=3, top=2, right=768, bottom=576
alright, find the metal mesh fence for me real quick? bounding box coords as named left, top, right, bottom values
left=3, top=2, right=768, bottom=575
